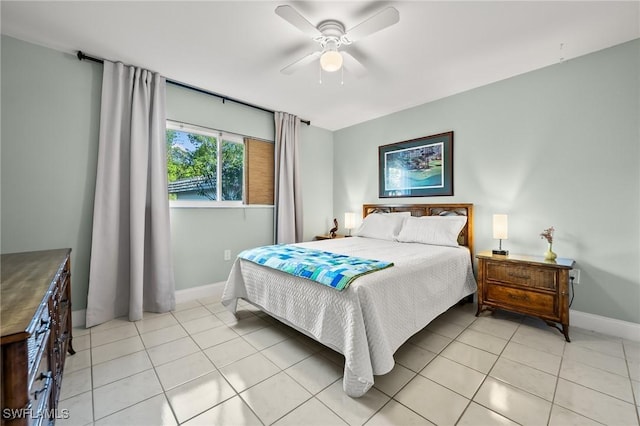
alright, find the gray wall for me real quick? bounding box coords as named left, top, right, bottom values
left=3, top=34, right=637, bottom=324
left=334, top=39, right=640, bottom=324
left=1, top=35, right=333, bottom=307
left=1, top=36, right=102, bottom=312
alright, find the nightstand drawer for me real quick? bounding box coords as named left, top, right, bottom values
left=486, top=262, right=557, bottom=290
left=486, top=284, right=557, bottom=317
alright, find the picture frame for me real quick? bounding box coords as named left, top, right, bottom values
left=378, top=131, right=453, bottom=198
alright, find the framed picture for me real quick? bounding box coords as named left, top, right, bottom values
left=378, top=131, right=453, bottom=198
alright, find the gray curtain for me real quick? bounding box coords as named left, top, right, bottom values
left=86, top=61, right=175, bottom=327
left=274, top=111, right=303, bottom=244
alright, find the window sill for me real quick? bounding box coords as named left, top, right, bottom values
left=169, top=201, right=274, bottom=209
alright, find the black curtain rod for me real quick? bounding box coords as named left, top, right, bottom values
left=77, top=51, right=310, bottom=126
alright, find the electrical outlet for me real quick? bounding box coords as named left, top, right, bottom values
left=224, top=249, right=231, bottom=261
left=569, top=268, right=580, bottom=284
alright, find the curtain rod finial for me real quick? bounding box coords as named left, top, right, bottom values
left=77, top=51, right=84, bottom=61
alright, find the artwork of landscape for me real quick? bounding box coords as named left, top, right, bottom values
left=378, top=131, right=453, bottom=197
left=384, top=142, right=444, bottom=191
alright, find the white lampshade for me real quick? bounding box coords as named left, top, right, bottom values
left=493, top=214, right=508, bottom=240
left=344, top=212, right=357, bottom=230
left=320, top=50, right=343, bottom=72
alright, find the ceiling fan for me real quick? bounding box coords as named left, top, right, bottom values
left=275, top=5, right=400, bottom=78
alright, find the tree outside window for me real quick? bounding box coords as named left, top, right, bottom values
left=166, top=123, right=244, bottom=202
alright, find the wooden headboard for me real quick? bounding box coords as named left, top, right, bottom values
left=362, top=203, right=474, bottom=254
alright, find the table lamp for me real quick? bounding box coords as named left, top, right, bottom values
left=344, top=212, right=357, bottom=236
left=492, top=214, right=509, bottom=255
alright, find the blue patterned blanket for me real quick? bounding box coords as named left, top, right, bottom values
left=238, top=245, right=394, bottom=291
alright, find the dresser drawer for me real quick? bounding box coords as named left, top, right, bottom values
left=486, top=262, right=557, bottom=290
left=485, top=284, right=557, bottom=318
left=26, top=307, right=51, bottom=377
left=26, top=344, right=53, bottom=426
left=31, top=375, right=53, bottom=426
left=29, top=349, right=52, bottom=404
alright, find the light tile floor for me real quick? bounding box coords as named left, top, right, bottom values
left=59, top=299, right=640, bottom=425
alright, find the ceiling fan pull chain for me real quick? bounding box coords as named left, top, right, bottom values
left=319, top=62, right=323, bottom=84
left=341, top=66, right=344, bottom=85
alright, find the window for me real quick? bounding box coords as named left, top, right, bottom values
left=166, top=121, right=244, bottom=204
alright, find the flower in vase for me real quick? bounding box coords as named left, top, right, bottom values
left=540, top=227, right=555, bottom=244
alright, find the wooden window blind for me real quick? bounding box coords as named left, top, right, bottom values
left=244, top=138, right=274, bottom=205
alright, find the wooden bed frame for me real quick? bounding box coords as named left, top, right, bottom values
left=362, top=203, right=474, bottom=256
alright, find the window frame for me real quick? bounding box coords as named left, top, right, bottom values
left=166, top=120, right=245, bottom=208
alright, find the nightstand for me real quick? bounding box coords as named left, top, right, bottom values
left=315, top=234, right=348, bottom=240
left=476, top=251, right=575, bottom=342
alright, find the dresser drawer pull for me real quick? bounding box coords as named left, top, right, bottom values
left=35, top=318, right=50, bottom=338
left=32, top=377, right=51, bottom=400
left=36, top=371, right=52, bottom=382
left=507, top=272, right=531, bottom=280
left=33, top=386, right=47, bottom=400
left=508, top=293, right=529, bottom=301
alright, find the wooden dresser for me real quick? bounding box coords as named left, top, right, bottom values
left=1, top=249, right=75, bottom=425
left=476, top=251, right=575, bottom=342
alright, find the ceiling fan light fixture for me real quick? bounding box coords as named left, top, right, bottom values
left=276, top=5, right=399, bottom=77
left=320, top=50, right=343, bottom=72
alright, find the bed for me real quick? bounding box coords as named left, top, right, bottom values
left=221, top=203, right=476, bottom=397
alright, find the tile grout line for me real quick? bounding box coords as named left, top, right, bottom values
left=166, top=300, right=243, bottom=425
left=622, top=343, right=640, bottom=426
left=381, top=306, right=482, bottom=426
left=452, top=311, right=523, bottom=425
left=177, top=300, right=273, bottom=425
left=69, top=300, right=636, bottom=426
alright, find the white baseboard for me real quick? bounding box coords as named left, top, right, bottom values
left=71, top=288, right=638, bottom=342
left=175, top=281, right=226, bottom=304
left=70, top=282, right=227, bottom=329
left=571, top=309, right=640, bottom=342
left=72, top=309, right=86, bottom=328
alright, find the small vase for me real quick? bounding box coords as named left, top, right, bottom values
left=544, top=243, right=557, bottom=261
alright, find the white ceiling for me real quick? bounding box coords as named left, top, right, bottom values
left=2, top=1, right=638, bottom=131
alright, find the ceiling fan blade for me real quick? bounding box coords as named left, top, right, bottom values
left=341, top=51, right=367, bottom=78
left=344, top=7, right=399, bottom=43
left=275, top=5, right=322, bottom=38
left=280, top=51, right=322, bottom=75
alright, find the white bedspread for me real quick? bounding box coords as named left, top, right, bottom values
left=221, top=237, right=477, bottom=397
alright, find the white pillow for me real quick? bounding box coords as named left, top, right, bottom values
left=352, top=212, right=410, bottom=241
left=397, top=216, right=467, bottom=247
